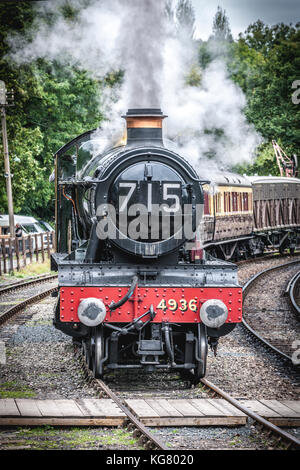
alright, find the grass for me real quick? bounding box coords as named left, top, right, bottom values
left=14, top=426, right=139, bottom=450
left=0, top=381, right=36, bottom=399
left=0, top=258, right=52, bottom=282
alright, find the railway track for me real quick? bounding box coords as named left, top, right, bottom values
left=0, top=273, right=57, bottom=295
left=0, top=276, right=165, bottom=450
left=75, top=347, right=167, bottom=450
left=286, top=270, right=300, bottom=317
left=242, top=259, right=300, bottom=365
left=73, top=254, right=300, bottom=450
left=76, top=345, right=300, bottom=450
left=0, top=255, right=299, bottom=450
left=0, top=274, right=58, bottom=327
left=236, top=249, right=300, bottom=267
left=200, top=378, right=300, bottom=449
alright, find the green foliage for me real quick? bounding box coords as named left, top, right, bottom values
left=234, top=142, right=278, bottom=176
left=0, top=381, right=36, bottom=398
left=0, top=2, right=299, bottom=222
left=228, top=21, right=300, bottom=175
left=176, top=0, right=196, bottom=38
left=197, top=14, right=299, bottom=177
left=185, top=63, right=202, bottom=86
left=198, top=6, right=233, bottom=67
left=0, top=1, right=118, bottom=220
left=211, top=6, right=233, bottom=42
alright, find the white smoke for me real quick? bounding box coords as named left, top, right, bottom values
left=7, top=0, right=262, bottom=168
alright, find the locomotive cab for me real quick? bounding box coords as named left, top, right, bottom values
left=52, top=108, right=242, bottom=383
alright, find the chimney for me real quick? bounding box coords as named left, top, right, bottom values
left=122, top=108, right=166, bottom=146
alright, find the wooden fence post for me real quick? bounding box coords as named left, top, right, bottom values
left=47, top=232, right=51, bottom=259
left=41, top=233, right=45, bottom=263
left=2, top=239, right=7, bottom=274
left=52, top=231, right=56, bottom=251
left=22, top=236, right=26, bottom=267
left=8, top=237, right=13, bottom=274
left=34, top=233, right=39, bottom=263
left=15, top=236, right=20, bottom=271
left=28, top=235, right=32, bottom=264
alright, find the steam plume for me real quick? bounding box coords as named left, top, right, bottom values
left=7, top=0, right=262, bottom=168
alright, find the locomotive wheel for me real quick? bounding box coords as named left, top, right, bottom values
left=180, top=324, right=208, bottom=385
left=194, top=324, right=208, bottom=381
left=190, top=324, right=208, bottom=384
left=92, top=326, right=105, bottom=378
left=82, top=339, right=93, bottom=370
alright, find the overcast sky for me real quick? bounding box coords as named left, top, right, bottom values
left=193, top=0, right=300, bottom=40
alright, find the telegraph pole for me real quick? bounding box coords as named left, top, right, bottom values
left=0, top=80, right=14, bottom=236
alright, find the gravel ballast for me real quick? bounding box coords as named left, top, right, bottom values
left=0, top=255, right=299, bottom=450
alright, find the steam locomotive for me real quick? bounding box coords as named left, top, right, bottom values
left=51, top=108, right=244, bottom=383
left=51, top=108, right=300, bottom=383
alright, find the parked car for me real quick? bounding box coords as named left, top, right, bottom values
left=38, top=220, right=54, bottom=232
left=0, top=215, right=51, bottom=250
left=38, top=221, right=54, bottom=247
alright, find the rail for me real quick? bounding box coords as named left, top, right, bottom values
left=286, top=270, right=300, bottom=317
left=242, top=259, right=300, bottom=364
left=201, top=378, right=300, bottom=449
left=75, top=349, right=167, bottom=450
left=0, top=274, right=57, bottom=326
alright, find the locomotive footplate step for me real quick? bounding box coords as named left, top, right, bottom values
left=0, top=398, right=299, bottom=427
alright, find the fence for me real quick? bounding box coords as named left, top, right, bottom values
left=0, top=231, right=55, bottom=275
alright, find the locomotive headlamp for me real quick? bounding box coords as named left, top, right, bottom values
left=78, top=298, right=106, bottom=327
left=200, top=299, right=228, bottom=328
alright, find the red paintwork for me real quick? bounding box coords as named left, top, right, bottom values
left=60, top=286, right=242, bottom=324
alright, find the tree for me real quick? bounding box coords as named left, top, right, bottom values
left=176, top=0, right=196, bottom=39
left=198, top=6, right=233, bottom=68
left=212, top=6, right=233, bottom=42
left=164, top=0, right=174, bottom=23
left=0, top=1, right=121, bottom=220
left=229, top=21, right=300, bottom=176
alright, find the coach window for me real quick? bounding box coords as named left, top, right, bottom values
left=216, top=192, right=222, bottom=214
left=240, top=193, right=243, bottom=211
left=243, top=192, right=249, bottom=211
left=226, top=192, right=231, bottom=213
left=232, top=192, right=238, bottom=212
left=204, top=191, right=210, bottom=215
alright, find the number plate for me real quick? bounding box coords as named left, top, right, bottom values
left=156, top=297, right=197, bottom=313
left=118, top=181, right=182, bottom=213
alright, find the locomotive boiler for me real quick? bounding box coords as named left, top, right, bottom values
left=52, top=108, right=242, bottom=383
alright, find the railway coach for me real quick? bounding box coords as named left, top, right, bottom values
left=201, top=174, right=300, bottom=260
